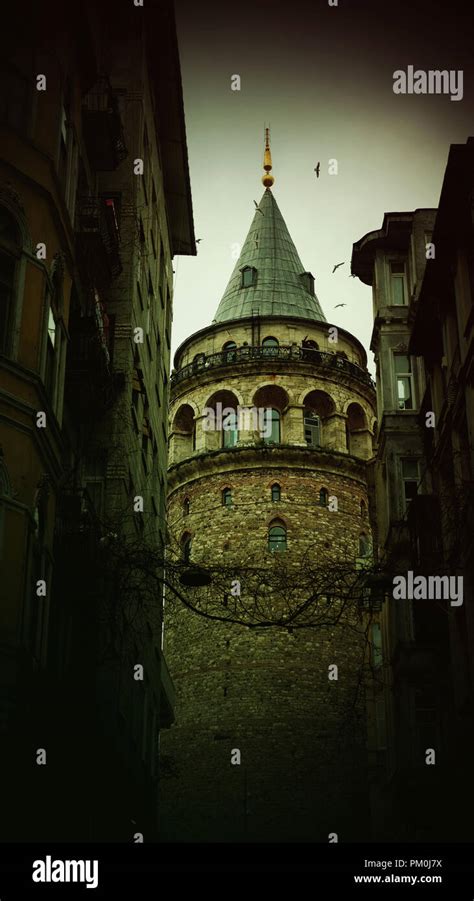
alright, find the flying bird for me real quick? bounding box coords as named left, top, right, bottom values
left=334, top=303, right=347, bottom=308
left=314, top=162, right=320, bottom=178
left=253, top=201, right=264, bottom=215
left=195, top=238, right=202, bottom=244
left=332, top=262, right=345, bottom=274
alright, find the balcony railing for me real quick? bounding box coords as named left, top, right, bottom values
left=171, top=346, right=375, bottom=389
left=82, top=76, right=127, bottom=171
left=55, top=487, right=101, bottom=542
left=76, top=195, right=122, bottom=287
left=65, top=289, right=115, bottom=416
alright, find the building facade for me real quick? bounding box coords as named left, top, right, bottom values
left=160, top=148, right=380, bottom=841
left=1, top=0, right=194, bottom=841
left=351, top=137, right=474, bottom=840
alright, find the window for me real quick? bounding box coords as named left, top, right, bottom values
left=222, top=487, right=232, bottom=507
left=262, top=336, right=279, bottom=356
left=268, top=520, right=287, bottom=552
left=44, top=305, right=57, bottom=399
left=0, top=62, right=30, bottom=133
left=394, top=354, right=414, bottom=409
left=183, top=498, right=190, bottom=516
left=401, top=458, right=419, bottom=513
left=299, top=272, right=315, bottom=294
left=360, top=499, right=367, bottom=517
left=304, top=411, right=321, bottom=447
left=390, top=261, right=407, bottom=306
left=319, top=488, right=328, bottom=506
left=241, top=266, right=257, bottom=288
left=182, top=535, right=192, bottom=563
left=223, top=340, right=237, bottom=362
left=0, top=206, right=21, bottom=354
left=262, top=408, right=280, bottom=444
left=359, top=533, right=370, bottom=556
left=271, top=483, right=281, bottom=502
left=58, top=89, right=79, bottom=218
left=371, top=623, right=383, bottom=668
left=222, top=410, right=238, bottom=447
left=193, top=352, right=205, bottom=368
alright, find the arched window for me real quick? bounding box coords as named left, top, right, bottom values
left=223, top=340, right=237, bottom=363
left=193, top=352, right=205, bottom=368
left=222, top=487, right=232, bottom=507
left=360, top=499, right=366, bottom=517
left=268, top=519, right=287, bottom=552
left=304, top=411, right=321, bottom=447
left=262, top=408, right=280, bottom=444
left=241, top=266, right=257, bottom=288
left=0, top=205, right=22, bottom=355
left=182, top=534, right=192, bottom=563
left=359, top=533, right=370, bottom=557
left=346, top=403, right=368, bottom=457
left=271, top=483, right=281, bottom=502
left=183, top=497, right=190, bottom=516
left=262, top=336, right=279, bottom=356
left=172, top=404, right=196, bottom=461
left=302, top=338, right=319, bottom=360
left=319, top=488, right=328, bottom=506
left=222, top=409, right=238, bottom=447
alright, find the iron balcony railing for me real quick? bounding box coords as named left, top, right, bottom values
left=82, top=75, right=128, bottom=170
left=171, top=345, right=376, bottom=390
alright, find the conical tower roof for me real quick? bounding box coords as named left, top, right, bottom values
left=213, top=188, right=326, bottom=323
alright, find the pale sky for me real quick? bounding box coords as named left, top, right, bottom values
left=171, top=0, right=473, bottom=375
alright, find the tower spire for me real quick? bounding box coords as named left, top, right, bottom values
left=262, top=126, right=275, bottom=188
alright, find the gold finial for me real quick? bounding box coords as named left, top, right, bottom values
left=262, top=126, right=275, bottom=188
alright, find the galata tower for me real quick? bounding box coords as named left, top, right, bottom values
left=159, top=136, right=378, bottom=842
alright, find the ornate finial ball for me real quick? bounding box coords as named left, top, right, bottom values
left=262, top=174, right=275, bottom=187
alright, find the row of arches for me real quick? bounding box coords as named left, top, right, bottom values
left=171, top=387, right=374, bottom=461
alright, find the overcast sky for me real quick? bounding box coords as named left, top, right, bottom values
left=171, top=0, right=473, bottom=373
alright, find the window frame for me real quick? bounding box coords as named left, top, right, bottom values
left=268, top=520, right=287, bottom=553
left=271, top=483, right=281, bottom=502
left=400, top=457, right=420, bottom=514
left=0, top=205, right=22, bottom=357
left=304, top=410, right=321, bottom=447
left=222, top=487, right=232, bottom=507
left=240, top=266, right=257, bottom=288
left=394, top=353, right=415, bottom=410
left=262, top=408, right=280, bottom=444
left=389, top=260, right=408, bottom=306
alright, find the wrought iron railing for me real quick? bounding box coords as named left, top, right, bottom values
left=171, top=345, right=375, bottom=389
left=82, top=75, right=127, bottom=169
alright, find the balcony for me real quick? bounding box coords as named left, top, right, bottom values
left=407, top=495, right=442, bottom=568
left=65, top=289, right=114, bottom=415
left=76, top=195, right=122, bottom=288
left=54, top=487, right=102, bottom=567
left=82, top=76, right=127, bottom=171
left=171, top=346, right=375, bottom=390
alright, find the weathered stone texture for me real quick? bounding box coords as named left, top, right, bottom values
left=160, top=322, right=376, bottom=841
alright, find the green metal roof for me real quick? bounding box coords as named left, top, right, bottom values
left=213, top=189, right=326, bottom=323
